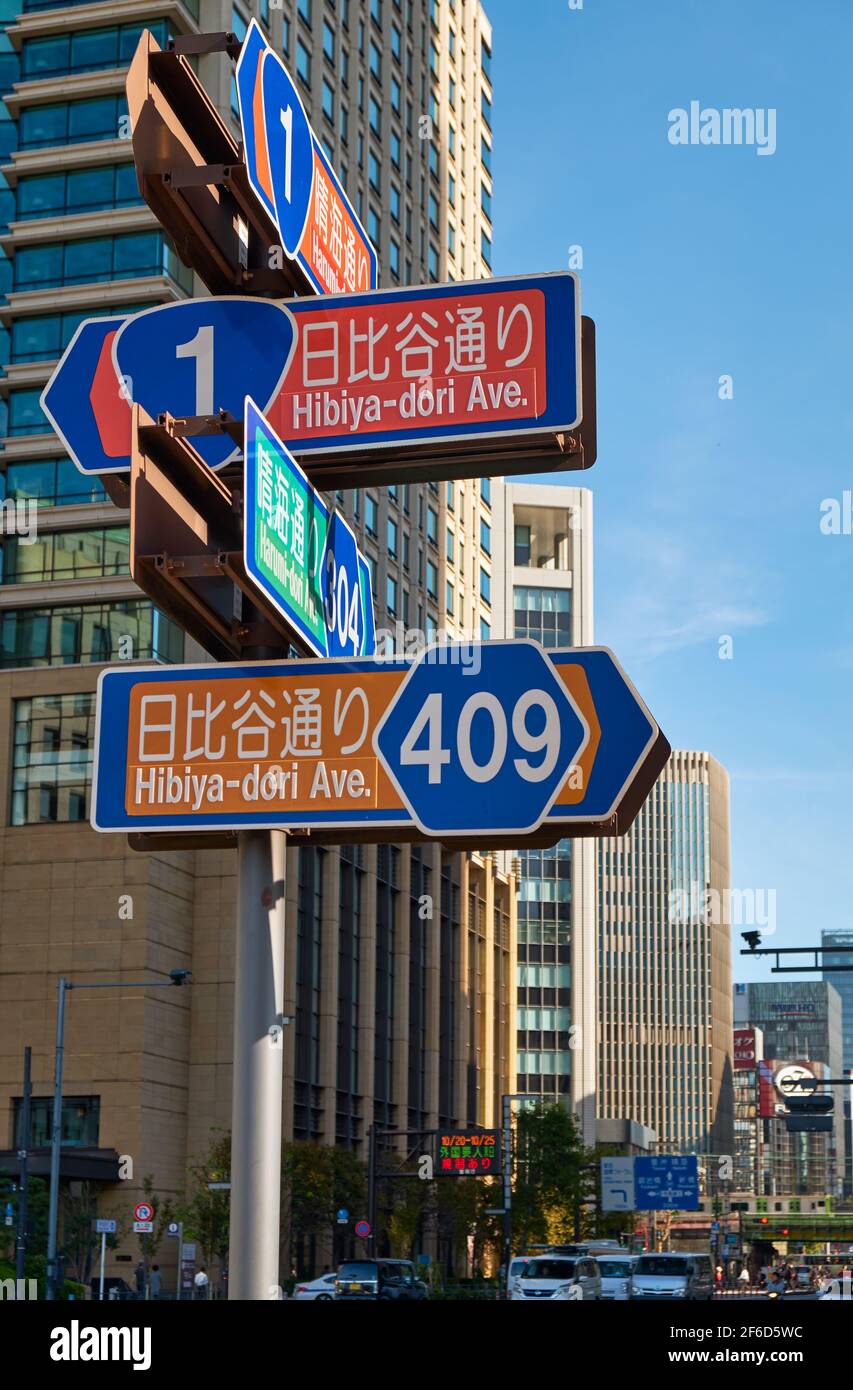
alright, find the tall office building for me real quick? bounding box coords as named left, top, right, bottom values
left=734, top=980, right=845, bottom=1196
left=597, top=750, right=734, bottom=1156
left=0, top=0, right=510, bottom=1284
left=490, top=481, right=597, bottom=1144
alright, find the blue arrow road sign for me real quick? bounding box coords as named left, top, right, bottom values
left=235, top=18, right=377, bottom=296
left=634, top=1156, right=700, bottom=1211
left=243, top=399, right=374, bottom=657
left=89, top=643, right=667, bottom=838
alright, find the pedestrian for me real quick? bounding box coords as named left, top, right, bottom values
left=193, top=1266, right=209, bottom=1301
left=738, top=1266, right=750, bottom=1289
left=134, top=1261, right=146, bottom=1301
left=149, top=1265, right=161, bottom=1300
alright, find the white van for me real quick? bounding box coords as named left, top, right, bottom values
left=630, top=1253, right=714, bottom=1301
left=511, top=1254, right=601, bottom=1301
left=595, top=1253, right=637, bottom=1301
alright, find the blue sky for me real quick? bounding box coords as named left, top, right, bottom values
left=488, top=0, right=853, bottom=984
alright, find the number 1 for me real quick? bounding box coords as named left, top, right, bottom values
left=280, top=105, right=293, bottom=204
left=175, top=324, right=214, bottom=417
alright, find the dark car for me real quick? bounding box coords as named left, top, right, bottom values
left=336, top=1259, right=427, bottom=1301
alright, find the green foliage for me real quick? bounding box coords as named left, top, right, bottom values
left=511, top=1102, right=595, bottom=1250
left=177, top=1131, right=232, bottom=1272
left=281, top=1141, right=366, bottom=1245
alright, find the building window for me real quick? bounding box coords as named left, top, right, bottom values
left=12, top=231, right=191, bottom=293
left=387, top=517, right=398, bottom=557
left=11, top=692, right=95, bottom=825
left=1, top=600, right=181, bottom=671
left=480, top=519, right=491, bottom=555
left=480, top=567, right=491, bottom=606
left=481, top=230, right=492, bottom=267
left=514, top=586, right=571, bottom=646
left=19, top=94, right=129, bottom=150
left=295, top=40, right=311, bottom=89
left=10, top=303, right=142, bottom=364
left=391, top=129, right=401, bottom=167
left=323, top=19, right=335, bottom=62
left=482, top=90, right=492, bottom=128
left=446, top=526, right=454, bottom=563
left=3, top=457, right=106, bottom=507
left=1, top=527, right=129, bottom=584
left=389, top=238, right=400, bottom=277
left=21, top=20, right=170, bottom=81
left=482, top=38, right=492, bottom=82
left=369, top=150, right=381, bottom=191
left=426, top=506, right=438, bottom=545
left=428, top=244, right=439, bottom=281
left=297, top=0, right=311, bottom=24
left=369, top=96, right=381, bottom=136
left=322, top=79, right=334, bottom=123
left=370, top=39, right=381, bottom=80
left=386, top=574, right=397, bottom=617
left=446, top=579, right=454, bottom=616
left=17, top=163, right=140, bottom=221
left=480, top=617, right=491, bottom=640
left=480, top=478, right=491, bottom=507
left=426, top=559, right=437, bottom=599
left=481, top=180, right=492, bottom=222
left=481, top=135, right=492, bottom=174
left=365, top=494, right=378, bottom=536
left=14, top=1094, right=100, bottom=1148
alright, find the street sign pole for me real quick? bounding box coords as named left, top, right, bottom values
left=229, top=625, right=286, bottom=1301
left=46, top=977, right=69, bottom=1301
left=99, top=1229, right=107, bottom=1302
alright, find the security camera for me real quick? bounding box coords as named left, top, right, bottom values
left=741, top=931, right=762, bottom=951
left=169, top=968, right=192, bottom=986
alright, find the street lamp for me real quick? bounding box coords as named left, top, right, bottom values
left=45, top=969, right=191, bottom=1301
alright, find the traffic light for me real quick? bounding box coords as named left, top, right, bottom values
left=784, top=1091, right=834, bottom=1134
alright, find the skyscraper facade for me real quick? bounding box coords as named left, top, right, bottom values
left=0, top=0, right=512, bottom=1284
left=734, top=979, right=845, bottom=1196
left=491, top=480, right=597, bottom=1143
left=597, top=750, right=734, bottom=1156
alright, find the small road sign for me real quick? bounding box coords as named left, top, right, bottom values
left=95, top=1218, right=117, bottom=1234
left=167, top=1221, right=181, bottom=1236
left=601, top=1157, right=636, bottom=1213
left=336, top=1208, right=349, bottom=1224
left=42, top=276, right=588, bottom=485
left=235, top=19, right=377, bottom=297
left=89, top=642, right=668, bottom=840
left=133, top=1221, right=154, bottom=1233
left=355, top=1220, right=370, bottom=1239
left=133, top=1202, right=153, bottom=1222
left=243, top=399, right=374, bottom=658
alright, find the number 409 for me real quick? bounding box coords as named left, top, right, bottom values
left=399, top=689, right=561, bottom=786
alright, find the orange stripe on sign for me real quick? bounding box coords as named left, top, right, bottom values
left=252, top=51, right=276, bottom=207
left=553, top=663, right=601, bottom=806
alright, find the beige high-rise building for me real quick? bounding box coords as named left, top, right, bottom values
left=0, top=0, right=511, bottom=1287
left=597, top=751, right=734, bottom=1156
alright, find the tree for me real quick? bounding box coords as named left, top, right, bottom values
left=177, top=1132, right=232, bottom=1283
left=511, top=1103, right=594, bottom=1250
left=281, top=1142, right=366, bottom=1275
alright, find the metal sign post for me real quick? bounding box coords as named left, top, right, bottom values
left=230, top=823, right=286, bottom=1300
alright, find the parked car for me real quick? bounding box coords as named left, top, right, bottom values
left=293, top=1272, right=338, bottom=1301
left=510, top=1255, right=601, bottom=1301
left=630, top=1253, right=713, bottom=1301
left=596, top=1254, right=637, bottom=1300
left=336, top=1259, right=427, bottom=1301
